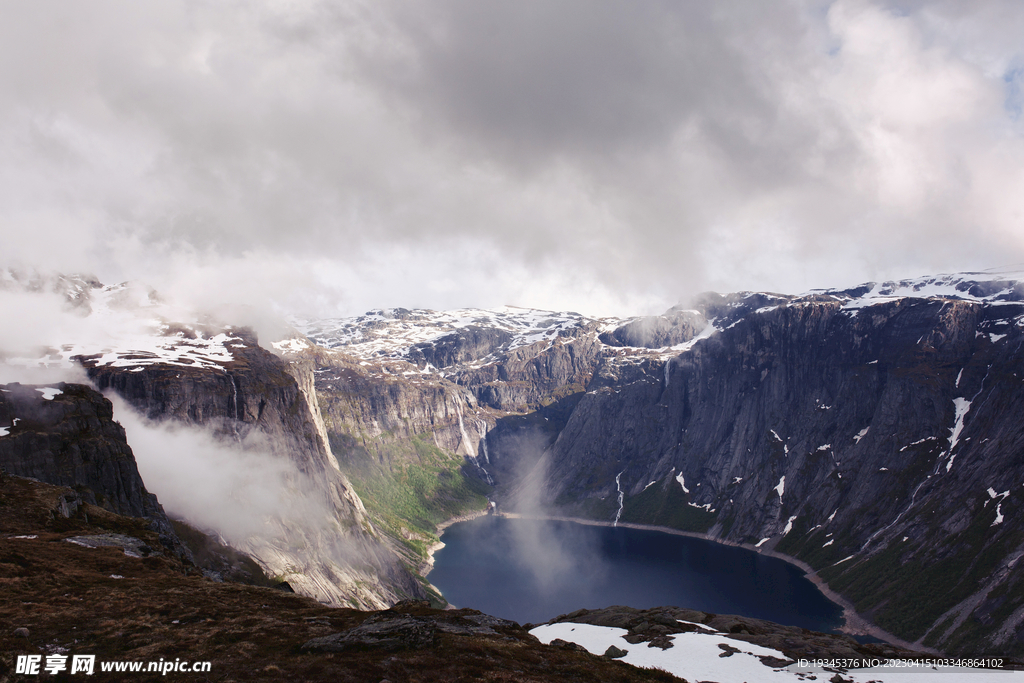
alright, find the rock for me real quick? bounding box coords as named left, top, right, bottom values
left=0, top=382, right=190, bottom=562
left=647, top=635, right=675, bottom=650
left=302, top=616, right=436, bottom=653
left=549, top=638, right=588, bottom=652
left=82, top=340, right=429, bottom=610
left=64, top=534, right=153, bottom=558
left=0, top=383, right=161, bottom=519
left=718, top=643, right=740, bottom=657
left=603, top=645, right=628, bottom=659
left=13, top=627, right=29, bottom=638
left=523, top=288, right=1024, bottom=654
left=599, top=308, right=706, bottom=348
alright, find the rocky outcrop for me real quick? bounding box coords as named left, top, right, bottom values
left=0, top=382, right=157, bottom=518
left=452, top=332, right=602, bottom=411
left=0, top=382, right=184, bottom=558
left=599, top=307, right=707, bottom=348
left=310, top=354, right=486, bottom=463
left=79, top=333, right=429, bottom=609
left=408, top=326, right=514, bottom=369
left=509, top=295, right=1024, bottom=654
left=546, top=605, right=924, bottom=662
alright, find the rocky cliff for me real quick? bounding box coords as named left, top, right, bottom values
left=502, top=274, right=1024, bottom=655
left=279, top=271, right=1024, bottom=654
left=78, top=326, right=428, bottom=609
left=274, top=309, right=620, bottom=563
left=0, top=382, right=183, bottom=555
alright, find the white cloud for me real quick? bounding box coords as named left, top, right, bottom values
left=0, top=1, right=1022, bottom=316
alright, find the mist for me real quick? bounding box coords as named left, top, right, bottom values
left=110, top=393, right=332, bottom=544
left=3, top=2, right=1024, bottom=318
left=473, top=431, right=613, bottom=599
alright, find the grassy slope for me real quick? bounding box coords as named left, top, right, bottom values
left=330, top=433, right=491, bottom=561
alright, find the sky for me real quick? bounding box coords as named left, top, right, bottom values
left=1, top=0, right=1023, bottom=318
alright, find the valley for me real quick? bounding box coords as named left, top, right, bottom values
left=3, top=267, right=1024, bottom=677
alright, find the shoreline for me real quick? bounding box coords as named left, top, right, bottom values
left=433, top=510, right=935, bottom=654
left=421, top=509, right=489, bottom=577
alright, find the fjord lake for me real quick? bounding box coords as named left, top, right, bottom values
left=429, top=516, right=843, bottom=631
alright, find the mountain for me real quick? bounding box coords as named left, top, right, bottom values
left=272, top=268, right=1024, bottom=655
left=4, top=266, right=1024, bottom=656
left=0, top=270, right=430, bottom=609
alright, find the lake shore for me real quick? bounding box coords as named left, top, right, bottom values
left=421, top=508, right=490, bottom=577
left=443, top=510, right=935, bottom=654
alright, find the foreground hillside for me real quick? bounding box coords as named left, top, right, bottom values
left=6, top=473, right=964, bottom=682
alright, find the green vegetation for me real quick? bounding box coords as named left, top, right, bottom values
left=619, top=479, right=716, bottom=533
left=818, top=499, right=1024, bottom=645
left=331, top=433, right=492, bottom=560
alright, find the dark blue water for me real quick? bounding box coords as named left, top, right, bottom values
left=429, top=516, right=843, bottom=631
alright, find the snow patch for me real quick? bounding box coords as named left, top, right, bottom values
left=899, top=436, right=937, bottom=452
left=531, top=623, right=799, bottom=683
left=677, top=620, right=717, bottom=632
left=36, top=387, right=62, bottom=401
left=755, top=537, right=770, bottom=547
left=945, top=397, right=972, bottom=471
left=773, top=476, right=785, bottom=500
left=783, top=515, right=797, bottom=535
left=675, top=473, right=689, bottom=494
left=853, top=427, right=869, bottom=443
left=270, top=337, right=311, bottom=353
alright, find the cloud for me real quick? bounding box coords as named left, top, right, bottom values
left=110, top=394, right=329, bottom=542
left=0, top=1, right=1022, bottom=317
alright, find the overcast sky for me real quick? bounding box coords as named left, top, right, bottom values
left=1, top=0, right=1023, bottom=317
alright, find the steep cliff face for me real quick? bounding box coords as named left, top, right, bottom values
left=0, top=382, right=183, bottom=555
left=511, top=280, right=1024, bottom=654
left=79, top=329, right=428, bottom=609
left=288, top=307, right=611, bottom=414
left=450, top=331, right=602, bottom=411
left=279, top=309, right=617, bottom=510
left=271, top=311, right=615, bottom=567
left=267, top=271, right=1024, bottom=652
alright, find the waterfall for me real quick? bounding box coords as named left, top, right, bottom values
left=230, top=374, right=240, bottom=420
left=477, top=420, right=491, bottom=464
left=226, top=374, right=243, bottom=442
left=614, top=470, right=625, bottom=527
left=457, top=401, right=493, bottom=485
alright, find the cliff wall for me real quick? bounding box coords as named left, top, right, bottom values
left=511, top=296, right=1024, bottom=654
left=0, top=381, right=183, bottom=556
left=81, top=333, right=428, bottom=609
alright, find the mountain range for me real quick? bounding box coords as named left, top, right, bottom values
left=2, top=266, right=1023, bottom=667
